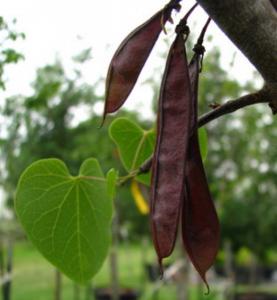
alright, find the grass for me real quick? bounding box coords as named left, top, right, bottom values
left=10, top=240, right=222, bottom=300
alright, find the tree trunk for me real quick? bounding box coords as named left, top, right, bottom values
left=86, top=283, right=93, bottom=300
left=196, top=0, right=277, bottom=83
left=54, top=269, right=62, bottom=300
left=3, top=242, right=12, bottom=300
left=0, top=241, right=13, bottom=300
left=175, top=236, right=188, bottom=300
left=224, top=240, right=234, bottom=279
left=249, top=255, right=259, bottom=285
left=73, top=284, right=81, bottom=300
left=110, top=209, right=120, bottom=300
left=0, top=242, right=4, bottom=298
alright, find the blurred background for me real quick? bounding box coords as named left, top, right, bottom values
left=0, top=0, right=276, bottom=299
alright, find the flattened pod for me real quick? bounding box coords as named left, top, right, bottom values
left=151, top=33, right=192, bottom=267
left=103, top=2, right=181, bottom=122
left=182, top=54, right=220, bottom=290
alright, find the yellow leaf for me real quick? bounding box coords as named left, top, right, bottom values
left=131, top=180, right=149, bottom=215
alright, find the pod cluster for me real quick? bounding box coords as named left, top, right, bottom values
left=102, top=0, right=220, bottom=289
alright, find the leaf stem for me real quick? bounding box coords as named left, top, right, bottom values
left=78, top=176, right=106, bottom=182
left=118, top=170, right=139, bottom=186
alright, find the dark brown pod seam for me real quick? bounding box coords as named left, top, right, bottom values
left=182, top=35, right=220, bottom=291
left=150, top=32, right=192, bottom=270
left=102, top=0, right=182, bottom=125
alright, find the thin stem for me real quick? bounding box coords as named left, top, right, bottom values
left=54, top=270, right=62, bottom=300
left=176, top=3, right=198, bottom=32
left=192, top=17, right=212, bottom=71
left=183, top=3, right=198, bottom=20
left=164, top=0, right=183, bottom=14
left=139, top=156, right=153, bottom=174
left=169, top=0, right=183, bottom=6
left=134, top=87, right=272, bottom=176
left=198, top=89, right=269, bottom=127
left=197, top=17, right=211, bottom=45
left=78, top=176, right=106, bottom=182
left=118, top=170, right=139, bottom=186
left=115, top=86, right=274, bottom=185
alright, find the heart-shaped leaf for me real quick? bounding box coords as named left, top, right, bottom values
left=109, top=118, right=155, bottom=185
left=15, top=158, right=113, bottom=284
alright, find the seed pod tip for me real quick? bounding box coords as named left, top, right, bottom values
left=158, top=258, right=164, bottom=279
left=203, top=279, right=210, bottom=295
left=98, top=114, right=106, bottom=129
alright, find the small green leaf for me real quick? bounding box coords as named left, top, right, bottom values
left=15, top=158, right=112, bottom=284
left=198, top=127, right=208, bottom=161
left=109, top=118, right=155, bottom=186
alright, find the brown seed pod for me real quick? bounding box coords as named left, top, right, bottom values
left=102, top=0, right=181, bottom=125
left=182, top=20, right=220, bottom=291
left=150, top=30, right=192, bottom=270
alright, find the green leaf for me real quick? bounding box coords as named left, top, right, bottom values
left=198, top=127, right=208, bottom=161
left=106, top=168, right=118, bottom=199
left=109, top=118, right=155, bottom=186
left=15, top=158, right=113, bottom=284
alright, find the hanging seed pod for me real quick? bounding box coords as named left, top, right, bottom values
left=150, top=25, right=191, bottom=270
left=102, top=0, right=182, bottom=124
left=182, top=18, right=220, bottom=292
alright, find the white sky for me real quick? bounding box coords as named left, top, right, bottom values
left=2, top=0, right=261, bottom=117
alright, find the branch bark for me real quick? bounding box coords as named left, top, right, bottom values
left=198, top=85, right=276, bottom=127
left=137, top=85, right=275, bottom=175
left=196, top=0, right=277, bottom=83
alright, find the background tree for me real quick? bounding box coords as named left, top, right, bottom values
left=0, top=51, right=151, bottom=241
left=0, top=17, right=24, bottom=90
left=1, top=2, right=276, bottom=295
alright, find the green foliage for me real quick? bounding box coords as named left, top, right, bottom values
left=109, top=117, right=208, bottom=174
left=13, top=241, right=224, bottom=300
left=1, top=56, right=152, bottom=281
left=72, top=48, right=92, bottom=63
left=1, top=59, right=112, bottom=207
left=0, top=17, right=25, bottom=89
left=206, top=98, right=277, bottom=260
left=198, top=127, right=208, bottom=161
left=109, top=118, right=155, bottom=186
left=0, top=56, right=124, bottom=281
left=199, top=47, right=241, bottom=114
left=15, top=158, right=113, bottom=283
left=3, top=27, right=276, bottom=284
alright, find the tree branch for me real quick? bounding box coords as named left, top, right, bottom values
left=198, top=86, right=274, bottom=127
left=196, top=0, right=277, bottom=83
left=137, top=85, right=276, bottom=176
